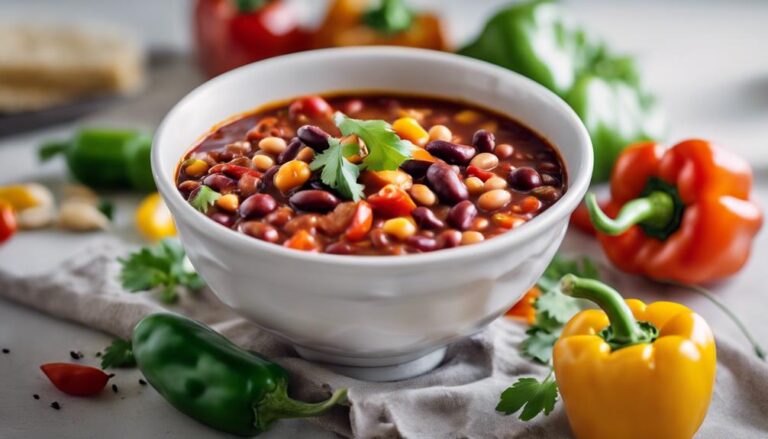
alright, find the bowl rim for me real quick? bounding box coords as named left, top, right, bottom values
left=153, top=46, right=593, bottom=268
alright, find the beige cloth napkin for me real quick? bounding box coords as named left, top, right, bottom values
left=1, top=239, right=767, bottom=438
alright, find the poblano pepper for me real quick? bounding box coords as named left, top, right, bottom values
left=459, top=0, right=663, bottom=181
left=132, top=314, right=347, bottom=437
left=39, top=128, right=155, bottom=191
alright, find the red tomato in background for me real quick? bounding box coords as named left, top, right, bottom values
left=194, top=0, right=311, bottom=78
left=0, top=203, right=16, bottom=244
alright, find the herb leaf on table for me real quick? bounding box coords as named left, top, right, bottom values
left=118, top=239, right=205, bottom=303
left=496, top=375, right=558, bottom=421
left=101, top=338, right=135, bottom=369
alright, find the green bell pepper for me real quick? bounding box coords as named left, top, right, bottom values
left=40, top=128, right=155, bottom=191
left=458, top=0, right=663, bottom=182
left=132, top=314, right=347, bottom=437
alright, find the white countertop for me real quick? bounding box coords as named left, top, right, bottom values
left=1, top=1, right=767, bottom=437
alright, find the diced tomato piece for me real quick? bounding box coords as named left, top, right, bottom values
left=283, top=229, right=319, bottom=252
left=466, top=165, right=494, bottom=182
left=289, top=96, right=333, bottom=119
left=367, top=184, right=417, bottom=218
left=0, top=202, right=17, bottom=244
left=345, top=201, right=373, bottom=242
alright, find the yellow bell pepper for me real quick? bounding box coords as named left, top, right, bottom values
left=0, top=184, right=53, bottom=210
left=136, top=193, right=176, bottom=241
left=554, top=275, right=716, bottom=439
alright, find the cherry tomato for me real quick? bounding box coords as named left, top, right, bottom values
left=345, top=201, right=373, bottom=242
left=289, top=96, right=333, bottom=120
left=0, top=202, right=17, bottom=244
left=367, top=184, right=417, bottom=218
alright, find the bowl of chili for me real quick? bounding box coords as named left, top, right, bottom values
left=153, top=47, right=592, bottom=381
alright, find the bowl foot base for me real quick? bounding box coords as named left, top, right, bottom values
left=294, top=346, right=447, bottom=382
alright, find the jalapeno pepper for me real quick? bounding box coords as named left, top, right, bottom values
left=132, top=314, right=347, bottom=436
left=459, top=0, right=663, bottom=182
left=585, top=139, right=763, bottom=284
left=39, top=129, right=155, bottom=191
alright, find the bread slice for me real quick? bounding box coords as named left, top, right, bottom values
left=0, top=25, right=145, bottom=112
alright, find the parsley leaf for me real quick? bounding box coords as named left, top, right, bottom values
left=536, top=289, right=580, bottom=325
left=118, top=239, right=205, bottom=303
left=521, top=328, right=560, bottom=364
left=310, top=138, right=365, bottom=201
left=334, top=112, right=414, bottom=171
left=496, top=375, right=558, bottom=421
left=189, top=186, right=221, bottom=213
left=101, top=338, right=135, bottom=369
left=537, top=255, right=599, bottom=292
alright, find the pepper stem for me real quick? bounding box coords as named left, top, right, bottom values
left=363, top=0, right=414, bottom=34
left=255, top=381, right=347, bottom=432
left=585, top=191, right=675, bottom=236
left=560, top=274, right=658, bottom=350
left=664, top=281, right=765, bottom=360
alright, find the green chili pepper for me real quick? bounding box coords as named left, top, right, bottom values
left=458, top=0, right=663, bottom=182
left=124, top=134, right=156, bottom=192
left=40, top=128, right=155, bottom=191
left=132, top=314, right=347, bottom=437
left=363, top=0, right=415, bottom=34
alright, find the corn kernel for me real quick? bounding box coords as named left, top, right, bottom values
left=217, top=194, right=240, bottom=212
left=393, top=117, right=429, bottom=147
left=274, top=160, right=311, bottom=193
left=383, top=217, right=417, bottom=241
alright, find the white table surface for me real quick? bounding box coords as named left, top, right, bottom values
left=1, top=1, right=767, bottom=438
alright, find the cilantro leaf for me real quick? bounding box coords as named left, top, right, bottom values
left=118, top=239, right=205, bottom=303
left=496, top=375, right=558, bottom=421
left=521, top=328, right=560, bottom=363
left=536, top=289, right=580, bottom=325
left=101, top=338, right=135, bottom=369
left=334, top=112, right=414, bottom=171
left=537, top=255, right=599, bottom=292
left=189, top=186, right=221, bottom=213
left=310, top=138, right=365, bottom=201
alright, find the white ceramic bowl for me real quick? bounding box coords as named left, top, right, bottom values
left=153, top=47, right=592, bottom=381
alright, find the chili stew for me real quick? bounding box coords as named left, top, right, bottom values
left=176, top=93, right=566, bottom=255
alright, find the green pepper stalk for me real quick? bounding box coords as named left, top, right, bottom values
left=585, top=177, right=685, bottom=240
left=132, top=314, right=347, bottom=436
left=363, top=0, right=414, bottom=34
left=560, top=274, right=658, bottom=350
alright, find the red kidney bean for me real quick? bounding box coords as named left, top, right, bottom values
left=400, top=160, right=433, bottom=180
left=178, top=180, right=200, bottom=194
left=437, top=229, right=462, bottom=249
left=277, top=137, right=304, bottom=164
left=239, top=194, right=277, bottom=219
left=541, top=173, right=560, bottom=186
left=425, top=140, right=476, bottom=165
left=472, top=130, right=495, bottom=153
left=289, top=190, right=340, bottom=213
left=238, top=173, right=261, bottom=198
left=426, top=163, right=469, bottom=205
left=265, top=207, right=294, bottom=227
left=371, top=229, right=390, bottom=248
left=297, top=125, right=331, bottom=152
left=447, top=200, right=477, bottom=231
left=259, top=166, right=279, bottom=191
left=209, top=164, right=260, bottom=179
left=406, top=235, right=438, bottom=252
left=209, top=212, right=235, bottom=228
left=538, top=161, right=559, bottom=173
left=412, top=207, right=444, bottom=230
left=239, top=221, right=279, bottom=243
left=203, top=174, right=236, bottom=192
left=325, top=242, right=353, bottom=255
left=507, top=167, right=542, bottom=191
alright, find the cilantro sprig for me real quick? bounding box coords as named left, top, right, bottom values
left=334, top=112, right=414, bottom=171
left=101, top=338, right=135, bottom=369
left=190, top=186, right=221, bottom=213
left=310, top=138, right=365, bottom=201
left=497, top=254, right=601, bottom=421
left=309, top=112, right=414, bottom=200
left=118, top=239, right=205, bottom=303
